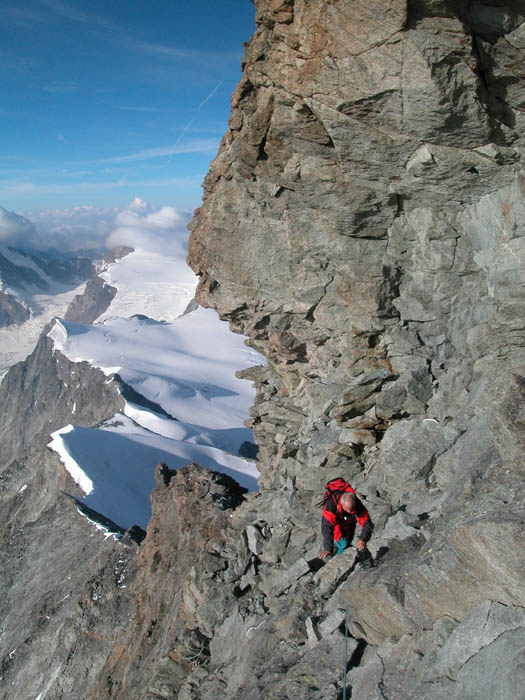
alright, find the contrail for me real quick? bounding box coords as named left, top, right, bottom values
left=198, top=80, right=223, bottom=111
left=176, top=81, right=223, bottom=145
left=176, top=118, right=194, bottom=144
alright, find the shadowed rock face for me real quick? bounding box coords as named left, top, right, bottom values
left=0, top=448, right=139, bottom=700
left=64, top=247, right=133, bottom=324
left=64, top=276, right=117, bottom=324
left=0, top=332, right=125, bottom=468
left=85, top=463, right=248, bottom=700
left=0, top=291, right=30, bottom=328
left=0, top=248, right=93, bottom=292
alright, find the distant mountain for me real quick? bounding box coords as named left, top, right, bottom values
left=0, top=290, right=30, bottom=327
left=0, top=237, right=262, bottom=697
left=2, top=239, right=261, bottom=532
left=0, top=249, right=51, bottom=292
left=0, top=244, right=95, bottom=340
left=0, top=246, right=131, bottom=377
left=45, top=243, right=261, bottom=530
left=0, top=245, right=93, bottom=295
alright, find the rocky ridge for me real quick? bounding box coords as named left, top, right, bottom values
left=64, top=276, right=117, bottom=325
left=0, top=334, right=133, bottom=699
left=0, top=247, right=92, bottom=294
left=0, top=247, right=142, bottom=699
left=64, top=247, right=133, bottom=324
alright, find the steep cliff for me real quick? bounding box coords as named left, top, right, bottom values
left=183, top=0, right=525, bottom=696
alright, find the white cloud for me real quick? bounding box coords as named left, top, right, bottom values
left=106, top=201, right=190, bottom=255
left=127, top=197, right=150, bottom=213
left=21, top=205, right=119, bottom=251
left=0, top=206, right=37, bottom=243
left=0, top=199, right=192, bottom=255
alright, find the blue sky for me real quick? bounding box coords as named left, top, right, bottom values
left=0, top=0, right=255, bottom=213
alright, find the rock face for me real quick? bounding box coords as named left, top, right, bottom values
left=0, top=246, right=93, bottom=294
left=0, top=331, right=124, bottom=468
left=0, top=338, right=135, bottom=700
left=183, top=0, right=525, bottom=696
left=64, top=276, right=117, bottom=324
left=1, top=2, right=525, bottom=698
left=85, top=463, right=248, bottom=700
left=0, top=449, right=139, bottom=700
left=0, top=319, right=150, bottom=699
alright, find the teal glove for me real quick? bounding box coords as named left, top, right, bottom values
left=335, top=537, right=347, bottom=554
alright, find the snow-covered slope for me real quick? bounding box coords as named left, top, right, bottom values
left=47, top=245, right=263, bottom=534
left=0, top=245, right=94, bottom=377
left=97, top=247, right=196, bottom=322
left=0, top=283, right=88, bottom=377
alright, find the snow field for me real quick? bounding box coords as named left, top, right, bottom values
left=47, top=245, right=263, bottom=534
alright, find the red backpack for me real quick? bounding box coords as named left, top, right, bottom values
left=320, top=477, right=356, bottom=507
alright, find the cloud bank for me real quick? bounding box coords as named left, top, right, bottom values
left=106, top=198, right=191, bottom=255
left=0, top=198, right=192, bottom=256
left=0, top=206, right=37, bottom=244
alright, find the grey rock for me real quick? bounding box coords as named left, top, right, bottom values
left=266, top=557, right=311, bottom=597
left=429, top=600, right=525, bottom=681
left=318, top=608, right=346, bottom=638
left=64, top=247, right=133, bottom=324
left=0, top=290, right=30, bottom=328
left=64, top=275, right=117, bottom=324
left=246, top=523, right=265, bottom=555
left=383, top=511, right=420, bottom=542
left=0, top=328, right=124, bottom=467
left=259, top=523, right=291, bottom=564
left=3, top=0, right=525, bottom=698
left=313, top=550, right=356, bottom=599
left=262, top=635, right=359, bottom=700
left=306, top=616, right=321, bottom=646
left=0, top=449, right=137, bottom=700
left=453, top=628, right=525, bottom=700
left=370, top=418, right=459, bottom=506
left=347, top=646, right=385, bottom=700
left=469, top=2, right=524, bottom=42
left=374, top=615, right=458, bottom=699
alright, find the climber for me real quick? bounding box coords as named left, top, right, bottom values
left=319, top=490, right=374, bottom=567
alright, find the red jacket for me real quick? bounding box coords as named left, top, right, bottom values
left=321, top=488, right=373, bottom=551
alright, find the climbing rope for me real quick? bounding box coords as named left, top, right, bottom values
left=343, top=607, right=349, bottom=700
